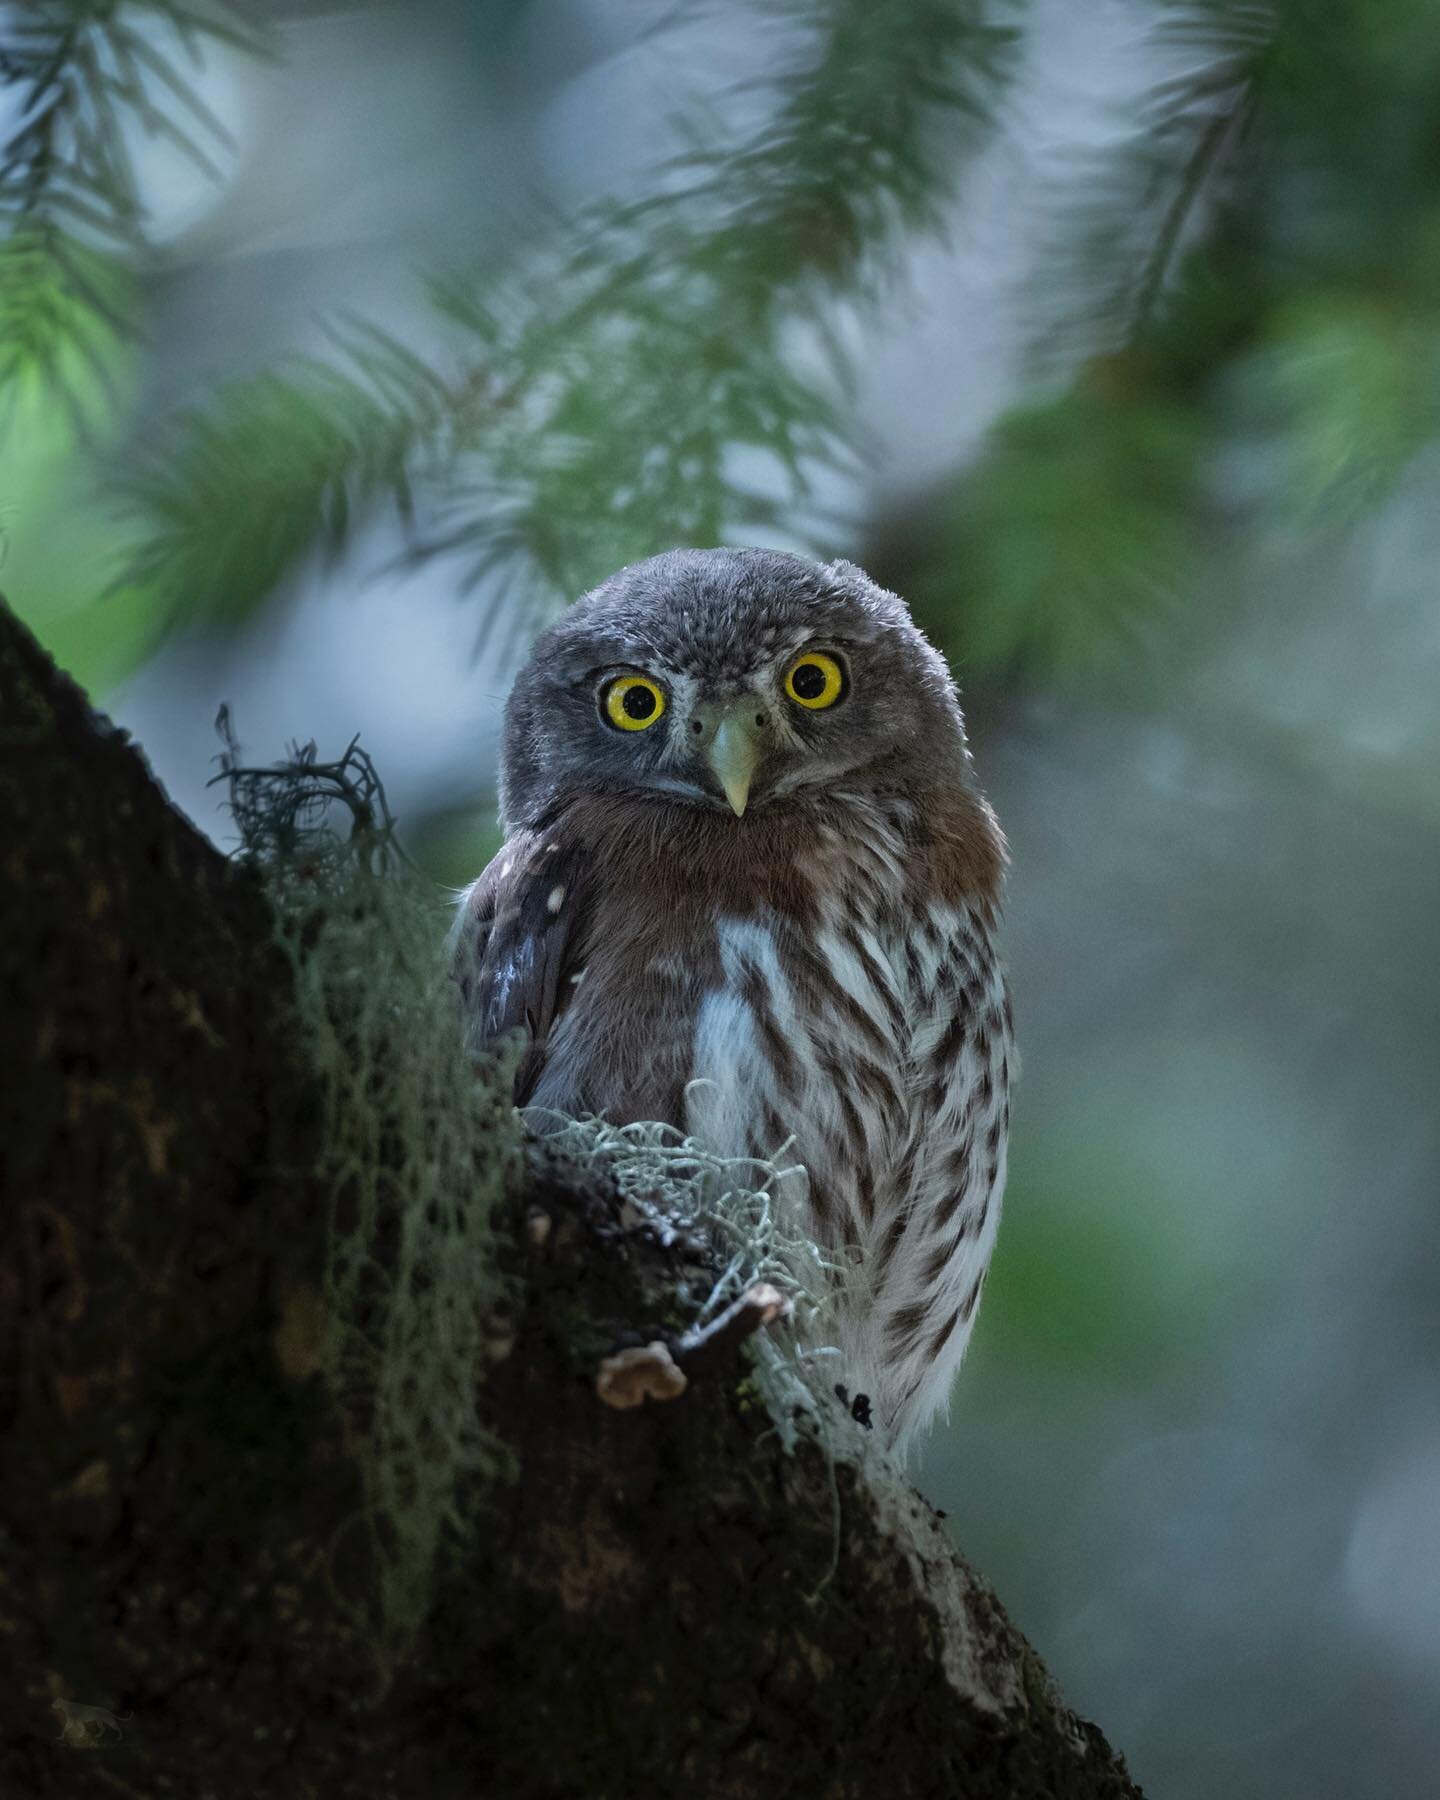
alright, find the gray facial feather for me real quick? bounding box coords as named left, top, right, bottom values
left=500, top=547, right=973, bottom=831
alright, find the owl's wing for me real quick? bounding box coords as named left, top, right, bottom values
left=853, top=900, right=1013, bottom=1453
left=450, top=827, right=590, bottom=1099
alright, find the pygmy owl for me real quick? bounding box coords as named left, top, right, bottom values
left=453, top=548, right=1011, bottom=1454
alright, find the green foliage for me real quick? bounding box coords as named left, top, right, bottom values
left=669, top=0, right=1017, bottom=294
left=118, top=323, right=454, bottom=627
left=420, top=255, right=852, bottom=620
left=0, top=2, right=264, bottom=416
left=1243, top=296, right=1439, bottom=519
left=0, top=225, right=133, bottom=426
left=0, top=1, right=263, bottom=220
left=10, top=0, right=1440, bottom=692
left=1023, top=1, right=1275, bottom=364
left=0, top=289, right=154, bottom=691
left=894, top=0, right=1440, bottom=679
left=902, top=373, right=1202, bottom=677
left=105, top=0, right=1020, bottom=641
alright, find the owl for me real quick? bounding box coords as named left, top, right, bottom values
left=453, top=548, right=1011, bottom=1454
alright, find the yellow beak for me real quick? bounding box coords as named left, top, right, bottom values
left=707, top=709, right=763, bottom=817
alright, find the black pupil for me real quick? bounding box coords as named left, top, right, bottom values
left=622, top=684, right=656, bottom=720
left=792, top=661, right=827, bottom=700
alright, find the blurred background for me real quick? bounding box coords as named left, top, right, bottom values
left=3, top=1, right=1438, bottom=1793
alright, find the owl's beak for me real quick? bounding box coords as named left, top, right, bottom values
left=707, top=709, right=763, bottom=817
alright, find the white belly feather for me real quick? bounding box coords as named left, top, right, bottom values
left=685, top=897, right=1011, bottom=1456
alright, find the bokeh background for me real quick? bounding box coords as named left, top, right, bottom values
left=4, top=3, right=1439, bottom=1794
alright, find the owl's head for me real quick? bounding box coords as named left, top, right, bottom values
left=499, top=548, right=975, bottom=828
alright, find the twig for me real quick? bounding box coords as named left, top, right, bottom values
left=671, top=1281, right=792, bottom=1377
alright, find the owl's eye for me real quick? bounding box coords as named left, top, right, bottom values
left=602, top=674, right=667, bottom=732
left=784, top=651, right=846, bottom=710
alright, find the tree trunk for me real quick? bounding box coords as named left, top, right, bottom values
left=0, top=598, right=1142, bottom=1799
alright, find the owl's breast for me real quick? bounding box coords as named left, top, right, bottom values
left=681, top=903, right=913, bottom=1239
left=523, top=794, right=919, bottom=1229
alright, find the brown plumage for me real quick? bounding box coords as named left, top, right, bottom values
left=454, top=548, right=1011, bottom=1453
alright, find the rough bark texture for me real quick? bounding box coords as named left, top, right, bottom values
left=0, top=598, right=1143, bottom=1800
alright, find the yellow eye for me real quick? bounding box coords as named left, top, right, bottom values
left=784, top=651, right=845, bottom=710
left=603, top=674, right=666, bottom=731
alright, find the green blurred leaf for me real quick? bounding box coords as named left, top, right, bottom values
left=1021, top=0, right=1274, bottom=364
left=903, top=373, right=1203, bottom=679
left=982, top=1179, right=1179, bottom=1376
left=0, top=226, right=134, bottom=432
left=116, top=329, right=455, bottom=628
left=982, top=1128, right=1257, bottom=1380
left=1, top=2, right=269, bottom=418
left=0, top=256, right=160, bottom=694
left=1244, top=296, right=1439, bottom=519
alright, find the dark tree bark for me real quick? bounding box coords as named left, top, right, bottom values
left=0, top=598, right=1143, bottom=1799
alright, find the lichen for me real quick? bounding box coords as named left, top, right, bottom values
left=283, top=866, right=523, bottom=1680
left=527, top=1110, right=843, bottom=1448
left=216, top=727, right=521, bottom=1681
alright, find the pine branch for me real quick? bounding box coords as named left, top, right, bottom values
left=0, top=1, right=267, bottom=412
left=1242, top=295, right=1439, bottom=521
left=895, top=372, right=1203, bottom=679
left=119, top=0, right=1020, bottom=644
left=417, top=247, right=856, bottom=635
left=0, top=220, right=134, bottom=427
left=116, top=322, right=454, bottom=626
left=664, top=0, right=1018, bottom=295
left=1020, top=0, right=1274, bottom=367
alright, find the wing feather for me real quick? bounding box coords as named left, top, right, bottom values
left=451, top=828, right=590, bottom=1102
left=864, top=900, right=1012, bottom=1453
